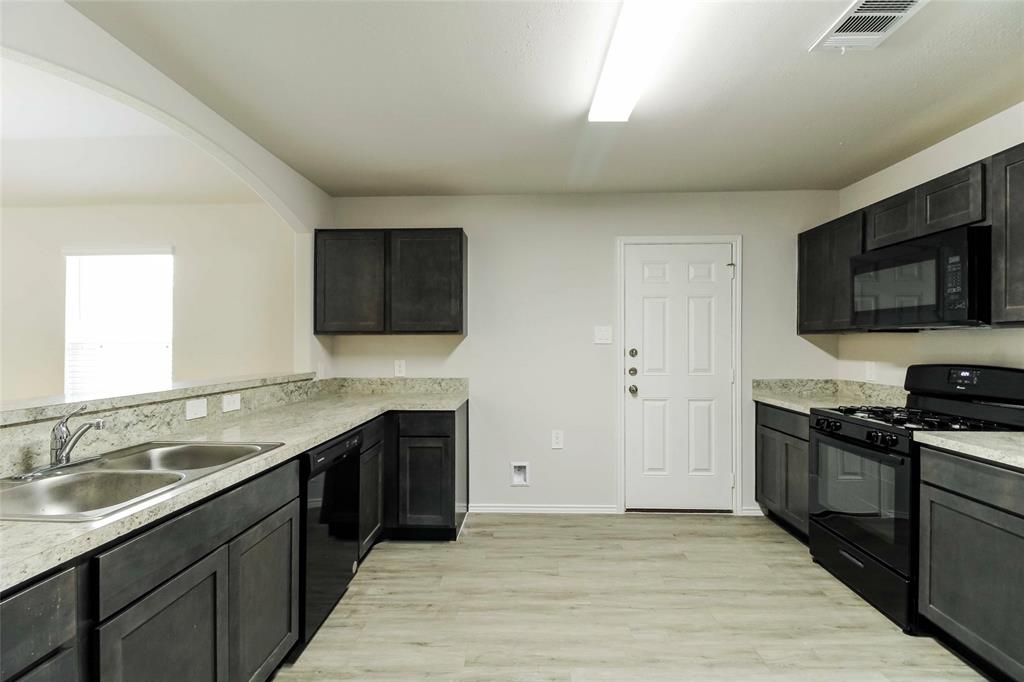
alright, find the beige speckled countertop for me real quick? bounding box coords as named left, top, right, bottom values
left=751, top=379, right=906, bottom=415
left=0, top=390, right=467, bottom=593
left=916, top=432, right=1024, bottom=473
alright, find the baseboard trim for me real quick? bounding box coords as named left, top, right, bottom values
left=468, top=504, right=620, bottom=514
left=737, top=506, right=765, bottom=516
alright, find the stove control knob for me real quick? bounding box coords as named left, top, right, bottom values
left=866, top=430, right=880, bottom=444
left=882, top=434, right=899, bottom=448
left=815, top=417, right=827, bottom=429
left=827, top=420, right=842, bottom=432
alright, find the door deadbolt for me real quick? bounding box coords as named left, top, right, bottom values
left=628, top=385, right=638, bottom=395
left=628, top=348, right=638, bottom=357
left=628, top=367, right=637, bottom=376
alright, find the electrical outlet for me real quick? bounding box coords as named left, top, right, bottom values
left=185, top=398, right=208, bottom=420
left=222, top=393, right=241, bottom=412
left=394, top=359, right=406, bottom=377
left=510, top=462, right=529, bottom=486
left=551, top=429, right=564, bottom=449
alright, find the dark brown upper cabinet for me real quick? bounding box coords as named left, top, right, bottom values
left=865, top=162, right=986, bottom=251
left=917, top=161, right=985, bottom=236
left=798, top=211, right=864, bottom=333
left=315, top=230, right=386, bottom=333
left=314, top=228, right=466, bottom=334
left=865, top=189, right=916, bottom=250
left=991, top=143, right=1024, bottom=325
left=388, top=229, right=466, bottom=333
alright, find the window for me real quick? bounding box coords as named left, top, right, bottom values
left=64, top=253, right=173, bottom=399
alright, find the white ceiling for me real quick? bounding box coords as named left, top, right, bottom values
left=1, top=59, right=259, bottom=205
left=58, top=1, right=1024, bottom=197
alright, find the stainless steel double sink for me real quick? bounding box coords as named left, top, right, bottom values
left=0, top=442, right=283, bottom=522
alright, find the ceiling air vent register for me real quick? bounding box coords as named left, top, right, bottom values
left=810, top=0, right=928, bottom=51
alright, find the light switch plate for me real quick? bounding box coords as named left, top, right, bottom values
left=394, top=359, right=406, bottom=377
left=222, top=393, right=241, bottom=412
left=185, top=398, right=208, bottom=420
left=593, top=326, right=613, bottom=344
left=551, top=429, right=564, bottom=449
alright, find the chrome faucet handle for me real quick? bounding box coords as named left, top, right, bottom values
left=57, top=404, right=87, bottom=427
left=50, top=405, right=90, bottom=464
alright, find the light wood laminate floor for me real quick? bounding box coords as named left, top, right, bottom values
left=276, top=514, right=979, bottom=681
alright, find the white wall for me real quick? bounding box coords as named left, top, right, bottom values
left=0, top=2, right=332, bottom=234
left=1, top=203, right=296, bottom=402
left=325, top=192, right=839, bottom=511
left=835, top=101, right=1024, bottom=385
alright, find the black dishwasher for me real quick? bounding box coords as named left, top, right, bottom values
left=298, top=430, right=361, bottom=647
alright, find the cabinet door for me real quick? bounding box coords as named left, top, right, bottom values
left=755, top=426, right=784, bottom=513
left=0, top=568, right=77, bottom=682
left=228, top=500, right=300, bottom=682
left=780, top=436, right=809, bottom=535
left=991, top=143, right=1024, bottom=324
left=315, top=230, right=386, bottom=333
left=916, top=162, right=985, bottom=236
left=797, top=226, right=831, bottom=333
left=98, top=547, right=229, bottom=682
left=866, top=189, right=917, bottom=250
left=359, top=443, right=383, bottom=557
left=388, top=229, right=465, bottom=333
left=919, top=484, right=1024, bottom=680
left=398, top=437, right=454, bottom=527
left=827, top=212, right=864, bottom=329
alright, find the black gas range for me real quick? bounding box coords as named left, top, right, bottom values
left=808, top=364, right=1024, bottom=633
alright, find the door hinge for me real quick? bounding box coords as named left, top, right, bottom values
left=731, top=473, right=736, bottom=489
left=726, top=262, right=736, bottom=279
left=731, top=369, right=736, bottom=384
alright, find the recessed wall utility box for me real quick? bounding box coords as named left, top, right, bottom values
left=185, top=398, right=207, bottom=420
left=222, top=393, right=241, bottom=412
left=510, top=462, right=529, bottom=486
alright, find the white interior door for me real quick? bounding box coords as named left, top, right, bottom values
left=624, top=242, right=735, bottom=511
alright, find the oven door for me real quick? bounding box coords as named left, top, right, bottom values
left=809, top=432, right=913, bottom=576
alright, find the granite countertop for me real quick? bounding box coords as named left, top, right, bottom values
left=751, top=379, right=907, bottom=415
left=915, top=432, right=1024, bottom=473
left=0, top=390, right=467, bottom=593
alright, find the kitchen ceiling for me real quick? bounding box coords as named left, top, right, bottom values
left=72, top=0, right=1024, bottom=197
left=1, top=59, right=259, bottom=205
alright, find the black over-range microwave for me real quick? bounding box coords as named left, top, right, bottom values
left=850, top=225, right=991, bottom=330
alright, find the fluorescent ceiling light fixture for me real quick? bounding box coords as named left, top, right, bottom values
left=588, top=0, right=688, bottom=123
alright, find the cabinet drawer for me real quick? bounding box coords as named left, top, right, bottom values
left=398, top=412, right=454, bottom=438
left=920, top=447, right=1024, bottom=518
left=0, top=568, right=77, bottom=682
left=15, top=648, right=77, bottom=682
left=97, top=462, right=299, bottom=620
left=755, top=403, right=808, bottom=441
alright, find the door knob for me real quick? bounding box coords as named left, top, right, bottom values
left=628, top=367, right=637, bottom=376
left=628, top=348, right=638, bottom=357
left=628, top=385, right=638, bottom=395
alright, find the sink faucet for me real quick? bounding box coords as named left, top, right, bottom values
left=51, top=405, right=105, bottom=467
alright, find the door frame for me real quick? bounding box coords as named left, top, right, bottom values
left=615, top=236, right=743, bottom=514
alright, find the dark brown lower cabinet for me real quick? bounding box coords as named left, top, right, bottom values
left=0, top=568, right=78, bottom=682
left=98, top=547, right=230, bottom=682
left=228, top=500, right=300, bottom=682
left=754, top=403, right=810, bottom=536
left=359, top=442, right=383, bottom=557
left=398, top=436, right=455, bottom=528
left=919, top=448, right=1024, bottom=680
